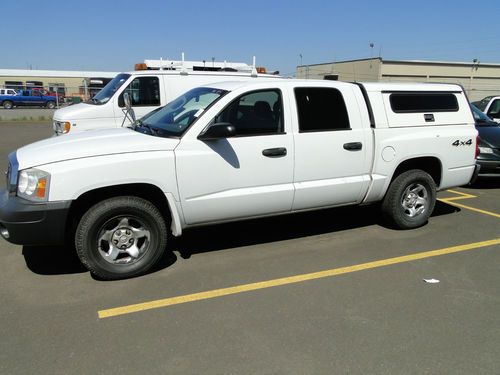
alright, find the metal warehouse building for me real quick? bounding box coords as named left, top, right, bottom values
left=296, top=58, right=500, bottom=101
left=0, top=69, right=118, bottom=100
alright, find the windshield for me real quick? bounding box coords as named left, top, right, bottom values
left=89, top=73, right=130, bottom=105
left=133, top=87, right=228, bottom=138
left=471, top=103, right=496, bottom=125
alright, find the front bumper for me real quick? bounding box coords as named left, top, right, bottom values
left=0, top=189, right=71, bottom=246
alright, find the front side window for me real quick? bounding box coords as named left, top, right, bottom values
left=133, top=87, right=228, bottom=138
left=119, top=77, right=160, bottom=107
left=214, top=89, right=283, bottom=136
left=295, top=87, right=350, bottom=132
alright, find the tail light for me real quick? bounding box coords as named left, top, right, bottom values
left=475, top=135, right=481, bottom=159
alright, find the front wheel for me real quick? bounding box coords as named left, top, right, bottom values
left=381, top=169, right=436, bottom=229
left=3, top=101, right=13, bottom=109
left=75, top=196, right=168, bottom=280
left=46, top=101, right=56, bottom=109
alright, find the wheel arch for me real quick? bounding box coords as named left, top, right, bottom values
left=68, top=183, right=182, bottom=239
left=390, top=156, right=442, bottom=188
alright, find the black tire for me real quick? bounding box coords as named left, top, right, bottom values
left=75, top=196, right=167, bottom=280
left=3, top=101, right=13, bottom=109
left=381, top=169, right=436, bottom=229
left=46, top=101, right=56, bottom=109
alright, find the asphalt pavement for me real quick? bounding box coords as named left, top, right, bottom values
left=0, top=122, right=499, bottom=375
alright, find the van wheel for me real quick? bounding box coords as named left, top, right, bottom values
left=381, top=169, right=436, bottom=229
left=3, top=101, right=13, bottom=109
left=75, top=196, right=167, bottom=280
left=46, top=101, right=56, bottom=109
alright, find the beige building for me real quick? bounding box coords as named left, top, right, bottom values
left=0, top=69, right=118, bottom=100
left=296, top=58, right=500, bottom=101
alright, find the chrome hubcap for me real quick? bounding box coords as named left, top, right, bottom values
left=401, top=183, right=428, bottom=218
left=97, top=217, right=151, bottom=265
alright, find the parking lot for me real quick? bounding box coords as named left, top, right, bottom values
left=0, top=121, right=499, bottom=374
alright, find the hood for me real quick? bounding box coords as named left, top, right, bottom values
left=53, top=102, right=108, bottom=120
left=477, top=125, right=500, bottom=148
left=16, top=128, right=179, bottom=169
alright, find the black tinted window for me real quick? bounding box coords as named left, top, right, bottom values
left=215, top=89, right=283, bottom=136
left=119, top=76, right=160, bottom=107
left=295, top=87, right=350, bottom=132
left=390, top=93, right=458, bottom=113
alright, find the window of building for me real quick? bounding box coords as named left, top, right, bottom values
left=5, top=81, right=24, bottom=91
left=118, top=77, right=160, bottom=107
left=294, top=87, right=350, bottom=132
left=389, top=93, right=459, bottom=113
left=214, top=89, right=283, bottom=136
left=26, top=81, right=44, bottom=89
left=48, top=83, right=66, bottom=95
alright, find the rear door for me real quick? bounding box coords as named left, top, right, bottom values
left=291, top=85, right=372, bottom=210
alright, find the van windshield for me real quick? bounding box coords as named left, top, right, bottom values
left=133, top=87, right=228, bottom=138
left=89, top=73, right=130, bottom=105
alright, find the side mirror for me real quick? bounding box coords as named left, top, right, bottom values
left=198, top=122, right=236, bottom=141
left=123, top=92, right=132, bottom=110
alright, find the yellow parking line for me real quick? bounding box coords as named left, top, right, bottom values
left=438, top=189, right=499, bottom=218
left=98, top=238, right=500, bottom=319
left=440, top=201, right=500, bottom=219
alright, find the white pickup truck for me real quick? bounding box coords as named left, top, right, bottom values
left=0, top=80, right=479, bottom=279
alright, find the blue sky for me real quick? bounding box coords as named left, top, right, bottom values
left=2, top=1, right=500, bottom=76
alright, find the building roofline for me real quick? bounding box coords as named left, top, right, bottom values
left=297, top=57, right=500, bottom=68
left=0, top=69, right=118, bottom=78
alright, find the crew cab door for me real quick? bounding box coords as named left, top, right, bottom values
left=115, top=76, right=162, bottom=126
left=291, top=85, right=372, bottom=210
left=175, top=88, right=294, bottom=225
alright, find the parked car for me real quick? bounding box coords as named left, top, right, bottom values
left=0, top=89, right=17, bottom=96
left=0, top=80, right=478, bottom=279
left=0, top=89, right=57, bottom=109
left=471, top=104, right=500, bottom=176
left=471, top=95, right=500, bottom=123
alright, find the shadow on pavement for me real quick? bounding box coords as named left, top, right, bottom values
left=22, top=202, right=462, bottom=277
left=467, top=176, right=500, bottom=189
left=22, top=245, right=87, bottom=275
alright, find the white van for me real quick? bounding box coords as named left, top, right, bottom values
left=52, top=65, right=279, bottom=135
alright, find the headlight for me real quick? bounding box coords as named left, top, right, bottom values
left=53, top=120, right=71, bottom=134
left=17, top=168, right=50, bottom=202
left=478, top=146, right=494, bottom=154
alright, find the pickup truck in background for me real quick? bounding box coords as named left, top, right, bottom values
left=0, top=89, right=57, bottom=109
left=0, top=80, right=479, bottom=280
left=472, top=95, right=500, bottom=123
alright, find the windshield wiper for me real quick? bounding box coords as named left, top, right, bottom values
left=134, top=121, right=159, bottom=136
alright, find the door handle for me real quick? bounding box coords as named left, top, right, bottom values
left=262, top=147, right=287, bottom=157
left=343, top=142, right=362, bottom=151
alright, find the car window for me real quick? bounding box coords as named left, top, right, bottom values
left=487, top=99, right=500, bottom=119
left=119, top=77, right=160, bottom=107
left=214, top=89, right=283, bottom=136
left=295, top=87, right=350, bottom=132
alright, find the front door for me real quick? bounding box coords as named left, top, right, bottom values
left=175, top=89, right=295, bottom=225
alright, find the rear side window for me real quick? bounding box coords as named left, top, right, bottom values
left=295, top=87, right=350, bottom=132
left=390, top=93, right=458, bottom=113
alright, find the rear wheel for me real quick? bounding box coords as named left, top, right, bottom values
left=46, top=101, right=56, bottom=109
left=381, top=169, right=436, bottom=229
left=75, top=196, right=167, bottom=280
left=3, top=101, right=13, bottom=109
